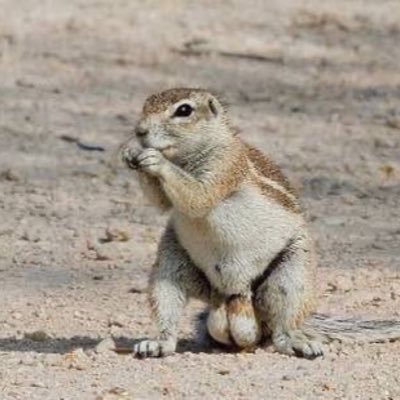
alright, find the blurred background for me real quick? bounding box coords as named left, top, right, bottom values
left=0, top=1, right=399, bottom=398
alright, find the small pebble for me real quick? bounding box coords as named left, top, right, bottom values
left=64, top=348, right=90, bottom=370
left=217, top=369, right=230, bottom=375
left=24, top=330, right=52, bottom=342
left=108, top=387, right=129, bottom=396
left=95, top=337, right=115, bottom=354
left=0, top=168, right=20, bottom=181
left=30, top=382, right=47, bottom=388
left=12, top=312, right=23, bottom=320
left=108, top=315, right=125, bottom=328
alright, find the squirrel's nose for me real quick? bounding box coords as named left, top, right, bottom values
left=135, top=125, right=149, bottom=138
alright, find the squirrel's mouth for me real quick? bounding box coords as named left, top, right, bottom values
left=141, top=143, right=175, bottom=152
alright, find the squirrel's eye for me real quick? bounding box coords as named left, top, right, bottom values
left=173, top=103, right=193, bottom=118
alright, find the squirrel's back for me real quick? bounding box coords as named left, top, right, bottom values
left=241, top=141, right=301, bottom=214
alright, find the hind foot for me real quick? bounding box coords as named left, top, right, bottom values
left=272, top=330, right=323, bottom=359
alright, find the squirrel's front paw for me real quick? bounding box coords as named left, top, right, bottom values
left=121, top=147, right=166, bottom=176
left=121, top=146, right=141, bottom=170
left=133, top=338, right=176, bottom=358
left=135, top=148, right=166, bottom=176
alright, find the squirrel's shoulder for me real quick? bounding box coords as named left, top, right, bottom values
left=236, top=140, right=300, bottom=213
left=240, top=141, right=296, bottom=195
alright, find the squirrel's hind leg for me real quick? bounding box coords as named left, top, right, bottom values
left=255, top=234, right=323, bottom=359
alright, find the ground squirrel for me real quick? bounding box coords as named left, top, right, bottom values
left=121, top=88, right=400, bottom=358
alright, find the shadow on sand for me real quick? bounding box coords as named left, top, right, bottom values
left=0, top=335, right=230, bottom=355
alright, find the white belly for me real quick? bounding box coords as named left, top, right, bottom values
left=171, top=185, right=303, bottom=294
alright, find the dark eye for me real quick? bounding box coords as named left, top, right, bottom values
left=173, top=103, right=193, bottom=118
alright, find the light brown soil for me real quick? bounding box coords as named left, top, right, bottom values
left=0, top=1, right=400, bottom=399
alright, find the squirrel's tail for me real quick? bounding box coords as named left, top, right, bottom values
left=303, top=313, right=400, bottom=343
left=195, top=310, right=400, bottom=344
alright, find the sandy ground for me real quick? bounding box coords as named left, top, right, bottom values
left=1, top=0, right=400, bottom=399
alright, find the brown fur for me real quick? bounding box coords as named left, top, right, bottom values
left=243, top=143, right=301, bottom=213
left=213, top=139, right=249, bottom=197
left=244, top=143, right=296, bottom=195
left=136, top=137, right=302, bottom=215
left=161, top=138, right=249, bottom=217
left=251, top=173, right=301, bottom=213
left=227, top=295, right=255, bottom=318
left=143, top=88, right=209, bottom=115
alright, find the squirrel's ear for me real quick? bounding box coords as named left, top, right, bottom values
left=208, top=98, right=218, bottom=117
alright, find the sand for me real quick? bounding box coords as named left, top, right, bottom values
left=0, top=1, right=399, bottom=398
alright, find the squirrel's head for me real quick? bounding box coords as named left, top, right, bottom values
left=134, top=88, right=231, bottom=158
